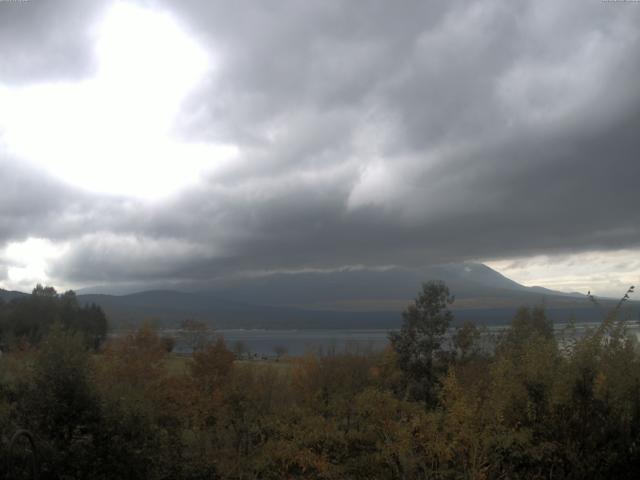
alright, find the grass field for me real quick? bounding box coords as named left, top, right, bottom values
left=164, top=353, right=295, bottom=376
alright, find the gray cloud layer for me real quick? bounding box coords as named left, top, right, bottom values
left=0, top=0, right=106, bottom=84
left=1, top=0, right=639, bottom=287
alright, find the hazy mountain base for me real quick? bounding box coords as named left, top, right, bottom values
left=74, top=262, right=567, bottom=302
left=75, top=290, right=635, bottom=330
left=5, top=263, right=636, bottom=330
left=68, top=263, right=638, bottom=329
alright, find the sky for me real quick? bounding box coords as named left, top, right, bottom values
left=0, top=0, right=639, bottom=297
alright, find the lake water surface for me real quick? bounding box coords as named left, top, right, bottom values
left=165, top=321, right=640, bottom=357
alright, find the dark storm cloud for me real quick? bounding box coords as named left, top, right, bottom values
left=0, top=156, right=149, bottom=245
left=0, top=0, right=106, bottom=84
left=2, top=0, right=640, bottom=286
left=0, top=158, right=78, bottom=243
left=0, top=261, right=7, bottom=282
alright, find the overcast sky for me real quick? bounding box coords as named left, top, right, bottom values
left=0, top=0, right=639, bottom=297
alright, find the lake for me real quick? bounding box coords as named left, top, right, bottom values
left=164, top=321, right=640, bottom=357
left=170, top=328, right=391, bottom=357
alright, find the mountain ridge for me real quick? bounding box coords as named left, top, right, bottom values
left=3, top=263, right=634, bottom=329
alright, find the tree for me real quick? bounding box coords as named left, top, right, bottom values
left=20, top=324, right=100, bottom=477
left=160, top=335, right=176, bottom=353
left=180, top=319, right=211, bottom=352
left=497, top=306, right=553, bottom=355
left=273, top=345, right=288, bottom=360
left=0, top=286, right=108, bottom=349
left=452, top=320, right=482, bottom=362
left=233, top=340, right=248, bottom=359
left=190, top=336, right=235, bottom=393
left=32, top=284, right=58, bottom=298
left=389, top=280, right=454, bottom=404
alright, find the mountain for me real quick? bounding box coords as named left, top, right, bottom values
left=70, top=263, right=635, bottom=329
left=4, top=263, right=635, bottom=329
left=76, top=290, right=398, bottom=329
left=203, top=262, right=584, bottom=310
left=0, top=288, right=29, bottom=302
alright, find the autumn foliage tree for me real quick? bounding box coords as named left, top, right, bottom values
left=190, top=336, right=235, bottom=393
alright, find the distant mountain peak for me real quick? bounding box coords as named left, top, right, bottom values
left=436, top=262, right=529, bottom=292
left=0, top=288, right=29, bottom=302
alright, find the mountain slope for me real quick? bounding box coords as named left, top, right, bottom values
left=73, top=263, right=636, bottom=329
left=205, top=262, right=582, bottom=310
left=0, top=288, right=29, bottom=302
left=6, top=263, right=634, bottom=329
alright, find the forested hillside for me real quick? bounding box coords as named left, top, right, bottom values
left=0, top=285, right=107, bottom=349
